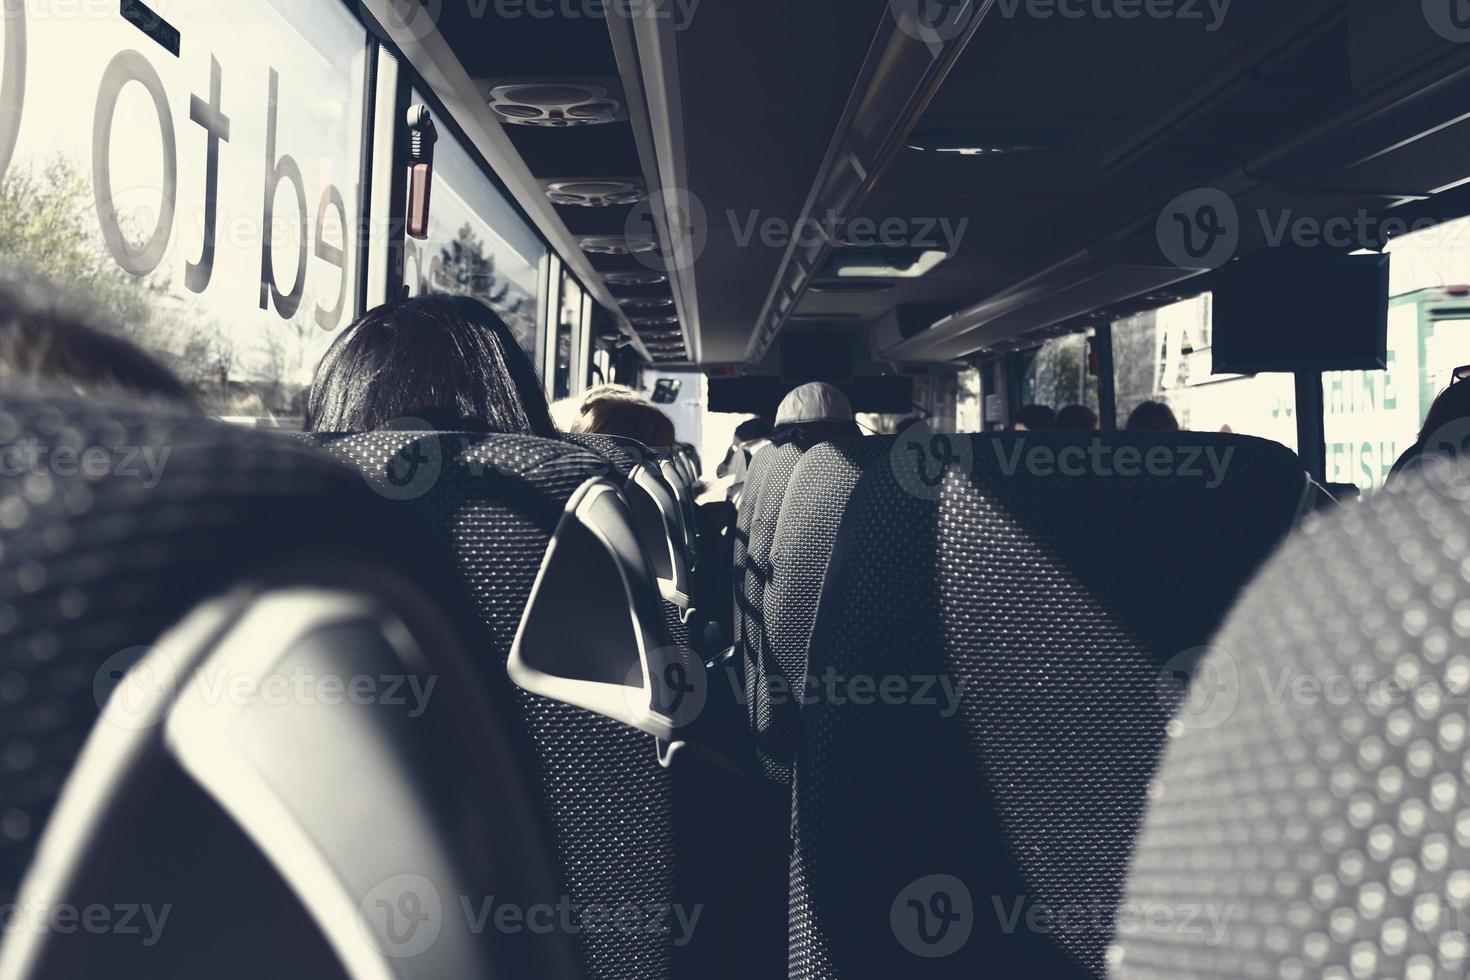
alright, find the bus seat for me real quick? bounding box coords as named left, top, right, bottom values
left=735, top=442, right=806, bottom=784
left=1112, top=463, right=1470, bottom=979
left=0, top=393, right=574, bottom=979
left=563, top=432, right=696, bottom=648
left=731, top=446, right=777, bottom=689
left=784, top=431, right=1311, bottom=979
left=310, top=430, right=679, bottom=980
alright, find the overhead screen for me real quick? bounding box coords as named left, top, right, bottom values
left=1212, top=252, right=1390, bottom=374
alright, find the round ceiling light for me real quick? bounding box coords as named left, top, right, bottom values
left=488, top=83, right=621, bottom=127
left=580, top=236, right=656, bottom=255
left=618, top=296, right=675, bottom=309
left=546, top=180, right=644, bottom=208
left=631, top=315, right=679, bottom=328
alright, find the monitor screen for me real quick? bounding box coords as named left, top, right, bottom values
left=1212, top=251, right=1389, bottom=374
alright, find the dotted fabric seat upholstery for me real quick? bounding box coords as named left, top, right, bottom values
left=309, top=431, right=675, bottom=980
left=1113, top=465, right=1470, bottom=980
left=785, top=431, right=1311, bottom=979
left=762, top=439, right=870, bottom=782
left=738, top=443, right=807, bottom=783
left=561, top=431, right=647, bottom=482
left=734, top=448, right=777, bottom=709
left=0, top=394, right=463, bottom=918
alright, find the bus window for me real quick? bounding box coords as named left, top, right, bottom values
left=402, top=88, right=545, bottom=361
left=1, top=0, right=370, bottom=422
left=956, top=366, right=982, bottom=432
left=551, top=268, right=583, bottom=400
left=1020, top=331, right=1099, bottom=417
left=1112, top=295, right=1298, bottom=449
left=1385, top=214, right=1470, bottom=298
left=1312, top=216, right=1470, bottom=492
left=1320, top=303, right=1418, bottom=492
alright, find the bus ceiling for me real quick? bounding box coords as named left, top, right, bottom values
left=368, top=1, right=1470, bottom=371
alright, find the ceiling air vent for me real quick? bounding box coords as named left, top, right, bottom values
left=605, top=271, right=667, bottom=287
left=488, top=83, right=622, bottom=127
left=581, top=236, right=656, bottom=255
left=546, top=180, right=644, bottom=207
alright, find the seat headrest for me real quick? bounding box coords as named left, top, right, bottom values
left=1113, top=462, right=1470, bottom=978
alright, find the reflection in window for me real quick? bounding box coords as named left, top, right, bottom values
left=403, top=89, right=545, bottom=360
left=1112, top=295, right=1297, bottom=449
left=0, top=0, right=370, bottom=421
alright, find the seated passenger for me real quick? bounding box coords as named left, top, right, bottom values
left=305, top=295, right=556, bottom=435
left=1012, top=404, right=1056, bottom=431
left=1055, top=404, right=1099, bottom=430
left=1126, top=400, right=1180, bottom=431
left=716, top=416, right=774, bottom=507
left=1388, top=370, right=1470, bottom=483
left=770, top=382, right=862, bottom=448
left=0, top=269, right=196, bottom=411
left=568, top=383, right=677, bottom=450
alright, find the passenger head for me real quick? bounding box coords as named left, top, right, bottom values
left=733, top=416, right=774, bottom=445
left=0, top=269, right=196, bottom=411
left=305, top=295, right=555, bottom=435
left=569, top=384, right=677, bottom=449
left=1055, top=404, right=1099, bottom=430
left=770, top=382, right=861, bottom=448
left=1417, top=375, right=1470, bottom=445
left=1012, top=404, right=1056, bottom=432
left=1125, top=400, right=1180, bottom=432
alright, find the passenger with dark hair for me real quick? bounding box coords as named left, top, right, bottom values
left=1055, top=404, right=1099, bottom=430
left=0, top=269, right=196, bottom=411
left=733, top=416, right=774, bottom=446
left=569, top=383, right=677, bottom=449
left=1126, top=400, right=1180, bottom=432
left=306, top=295, right=555, bottom=434
left=1389, top=369, right=1470, bottom=483
left=1012, top=404, right=1056, bottom=432
left=770, top=382, right=862, bottom=449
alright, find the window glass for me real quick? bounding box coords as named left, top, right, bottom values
left=1, top=0, right=369, bottom=420
left=552, top=268, right=581, bottom=400
left=1021, top=331, right=1099, bottom=413
left=1112, top=295, right=1297, bottom=449
left=1320, top=303, right=1419, bottom=491
left=956, top=367, right=982, bottom=432
left=1384, top=214, right=1470, bottom=298
left=403, top=88, right=544, bottom=360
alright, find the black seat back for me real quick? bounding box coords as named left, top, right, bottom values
left=563, top=432, right=695, bottom=646
left=731, top=446, right=776, bottom=635
left=312, top=431, right=678, bottom=980
left=785, top=431, right=1310, bottom=978
left=0, top=394, right=574, bottom=979
left=735, top=442, right=806, bottom=782
left=1113, top=465, right=1470, bottom=978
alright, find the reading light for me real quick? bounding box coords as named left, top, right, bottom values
left=827, top=249, right=951, bottom=279
left=905, top=130, right=1058, bottom=156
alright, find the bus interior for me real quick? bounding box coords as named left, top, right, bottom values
left=6, top=0, right=1470, bottom=977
